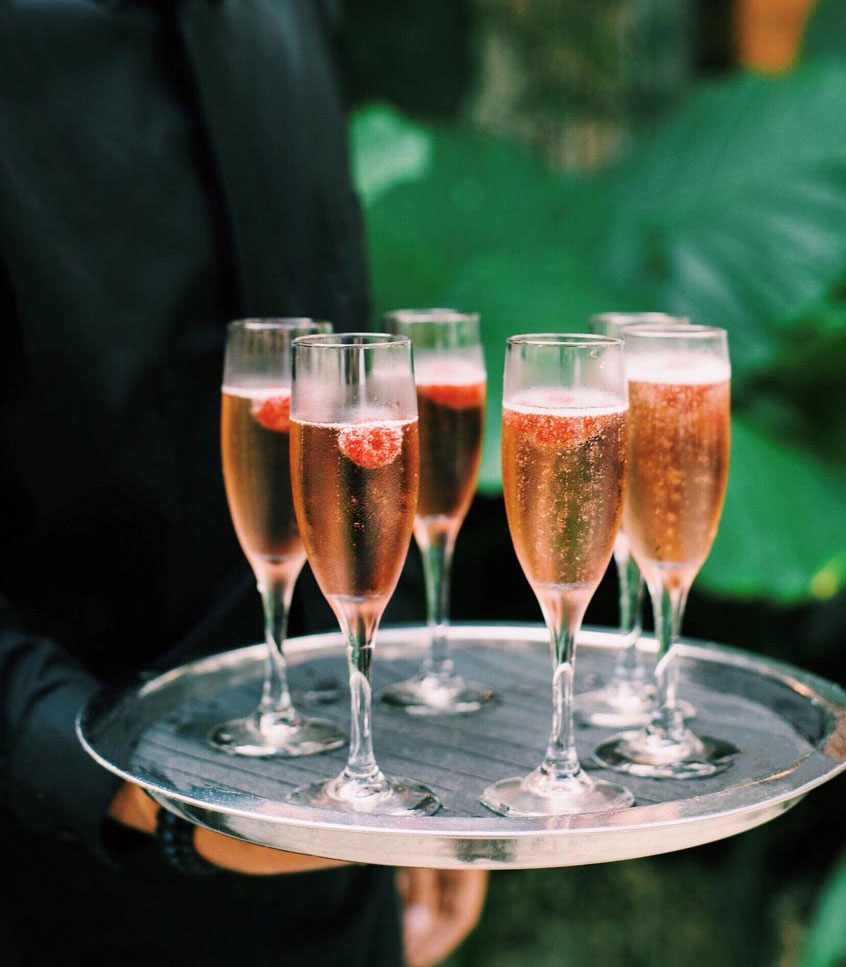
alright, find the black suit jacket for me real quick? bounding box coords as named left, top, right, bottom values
left=0, top=1, right=399, bottom=963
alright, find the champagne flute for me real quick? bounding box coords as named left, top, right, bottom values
left=595, top=324, right=738, bottom=779
left=209, top=319, right=345, bottom=756
left=575, top=312, right=691, bottom=728
left=287, top=333, right=440, bottom=815
left=380, top=309, right=493, bottom=715
left=481, top=334, right=634, bottom=817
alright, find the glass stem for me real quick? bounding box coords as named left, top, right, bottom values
left=339, top=604, right=383, bottom=784
left=539, top=594, right=585, bottom=782
left=257, top=571, right=297, bottom=724
left=611, top=548, right=646, bottom=685
left=417, top=522, right=458, bottom=682
left=647, top=578, right=690, bottom=741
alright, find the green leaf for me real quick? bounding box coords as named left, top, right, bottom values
left=700, top=418, right=846, bottom=602
left=360, top=118, right=632, bottom=493
left=802, top=0, right=846, bottom=63
left=745, top=291, right=846, bottom=472
left=362, top=122, right=603, bottom=278
left=350, top=104, right=433, bottom=206
left=604, top=66, right=846, bottom=376
left=444, top=247, right=620, bottom=493
left=352, top=70, right=846, bottom=603
left=798, top=852, right=846, bottom=967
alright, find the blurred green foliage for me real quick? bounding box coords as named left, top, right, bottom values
left=444, top=856, right=738, bottom=967
left=351, top=61, right=846, bottom=606
left=350, top=11, right=846, bottom=966
left=441, top=846, right=802, bottom=967
left=350, top=20, right=846, bottom=966
left=802, top=0, right=846, bottom=62
left=798, top=851, right=846, bottom=967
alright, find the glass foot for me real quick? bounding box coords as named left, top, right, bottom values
left=594, top=727, right=738, bottom=779
left=288, top=771, right=441, bottom=816
left=481, top=767, right=634, bottom=818
left=381, top=673, right=495, bottom=716
left=575, top=682, right=696, bottom=729
left=208, top=712, right=345, bottom=757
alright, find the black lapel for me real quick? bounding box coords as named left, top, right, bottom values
left=174, top=0, right=313, bottom=315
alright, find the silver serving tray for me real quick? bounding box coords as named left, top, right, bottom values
left=77, top=624, right=846, bottom=869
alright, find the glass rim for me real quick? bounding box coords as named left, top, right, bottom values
left=590, top=311, right=690, bottom=327
left=507, top=333, right=622, bottom=348
left=383, top=308, right=479, bottom=325
left=227, top=317, right=327, bottom=332
left=292, top=332, right=411, bottom=350
left=623, top=323, right=727, bottom=341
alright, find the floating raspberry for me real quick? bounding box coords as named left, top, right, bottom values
left=504, top=407, right=607, bottom=450
left=251, top=393, right=291, bottom=433
left=338, top=423, right=404, bottom=470
left=418, top=382, right=485, bottom=410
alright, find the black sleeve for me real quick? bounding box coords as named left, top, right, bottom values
left=0, top=246, right=120, bottom=858
left=0, top=598, right=122, bottom=856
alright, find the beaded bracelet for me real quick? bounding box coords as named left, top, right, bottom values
left=155, top=809, right=218, bottom=876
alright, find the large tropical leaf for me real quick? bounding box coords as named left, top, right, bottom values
left=802, top=0, right=846, bottom=63
left=752, top=290, right=846, bottom=471
left=351, top=68, right=846, bottom=602
left=798, top=851, right=846, bottom=967
left=702, top=418, right=846, bottom=602
left=444, top=247, right=620, bottom=491
left=358, top=111, right=629, bottom=491
left=350, top=104, right=433, bottom=206
left=603, top=65, right=846, bottom=376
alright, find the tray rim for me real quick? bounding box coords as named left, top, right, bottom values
left=77, top=623, right=846, bottom=847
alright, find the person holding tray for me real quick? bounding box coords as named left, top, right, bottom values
left=0, top=1, right=486, bottom=964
